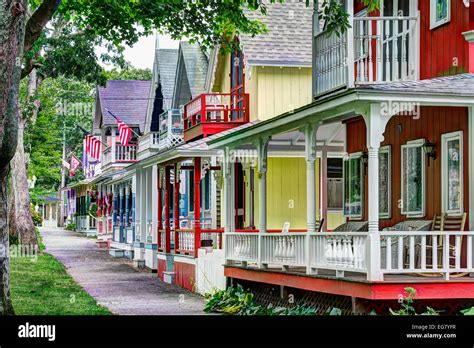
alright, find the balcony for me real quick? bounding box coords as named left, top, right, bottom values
left=314, top=15, right=420, bottom=98
left=183, top=93, right=250, bottom=143
left=137, top=132, right=159, bottom=160
left=102, top=143, right=138, bottom=168
left=158, top=109, right=184, bottom=150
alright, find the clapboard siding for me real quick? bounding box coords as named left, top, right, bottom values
left=345, top=107, right=469, bottom=230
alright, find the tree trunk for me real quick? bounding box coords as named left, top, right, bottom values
left=9, top=69, right=38, bottom=247
left=10, top=116, right=37, bottom=247
left=0, top=0, right=28, bottom=315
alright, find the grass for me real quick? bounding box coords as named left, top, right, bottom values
left=10, top=233, right=111, bottom=315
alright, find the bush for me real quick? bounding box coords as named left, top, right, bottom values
left=389, top=287, right=440, bottom=316
left=204, top=285, right=316, bottom=316
left=89, top=203, right=98, bottom=218
left=66, top=223, right=76, bottom=231
left=30, top=206, right=43, bottom=226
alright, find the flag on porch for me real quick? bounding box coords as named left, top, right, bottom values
left=90, top=137, right=102, bottom=160
left=117, top=117, right=132, bottom=146
left=69, top=155, right=81, bottom=177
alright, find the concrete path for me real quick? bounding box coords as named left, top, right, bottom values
left=39, top=227, right=206, bottom=315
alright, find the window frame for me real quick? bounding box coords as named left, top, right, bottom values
left=430, top=0, right=451, bottom=30
left=400, top=138, right=426, bottom=217
left=441, top=131, right=463, bottom=216
left=343, top=152, right=364, bottom=220
left=379, top=145, right=392, bottom=219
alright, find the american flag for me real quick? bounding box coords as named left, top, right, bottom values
left=90, top=137, right=101, bottom=160
left=117, top=117, right=132, bottom=146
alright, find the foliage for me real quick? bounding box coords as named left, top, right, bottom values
left=103, top=67, right=152, bottom=81
left=66, top=223, right=76, bottom=231
left=204, top=285, right=316, bottom=316
left=89, top=203, right=98, bottom=218
left=10, top=253, right=111, bottom=315
left=461, top=307, right=474, bottom=315
left=35, top=227, right=45, bottom=252
left=30, top=206, right=43, bottom=227
left=389, top=287, right=440, bottom=316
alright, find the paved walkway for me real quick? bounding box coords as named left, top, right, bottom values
left=39, top=227, right=206, bottom=315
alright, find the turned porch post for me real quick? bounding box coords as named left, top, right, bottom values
left=194, top=158, right=202, bottom=257
left=304, top=124, right=318, bottom=274
left=364, top=103, right=388, bottom=281
left=174, top=163, right=180, bottom=252
left=157, top=167, right=163, bottom=250
left=164, top=166, right=171, bottom=254
left=151, top=165, right=158, bottom=245
left=256, top=137, right=270, bottom=268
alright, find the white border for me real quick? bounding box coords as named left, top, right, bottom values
left=430, top=0, right=451, bottom=30
left=441, top=131, right=464, bottom=216
left=400, top=139, right=426, bottom=217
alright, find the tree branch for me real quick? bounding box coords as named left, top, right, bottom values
left=23, top=0, right=62, bottom=54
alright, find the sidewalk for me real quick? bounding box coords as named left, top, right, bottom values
left=39, top=227, right=206, bottom=315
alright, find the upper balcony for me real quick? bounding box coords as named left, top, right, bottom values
left=158, top=108, right=184, bottom=150
left=102, top=142, right=138, bottom=168
left=183, top=93, right=250, bottom=143
left=314, top=14, right=420, bottom=98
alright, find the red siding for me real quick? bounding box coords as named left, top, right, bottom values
left=157, top=259, right=166, bottom=281
left=345, top=107, right=469, bottom=230
left=174, top=261, right=196, bottom=292
left=419, top=0, right=470, bottom=78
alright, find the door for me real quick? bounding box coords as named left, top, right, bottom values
left=234, top=162, right=245, bottom=229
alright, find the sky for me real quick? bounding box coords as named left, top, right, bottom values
left=106, top=33, right=179, bottom=70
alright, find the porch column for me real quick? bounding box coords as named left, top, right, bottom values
left=152, top=165, right=158, bottom=244
left=304, top=124, right=318, bottom=233
left=140, top=169, right=147, bottom=244
left=164, top=166, right=171, bottom=253
left=194, top=158, right=202, bottom=258
left=462, top=31, right=474, bottom=73
left=257, top=137, right=269, bottom=268
left=174, top=163, right=180, bottom=252
left=131, top=177, right=136, bottom=241
left=157, top=167, right=163, bottom=250
left=364, top=103, right=388, bottom=281
left=320, top=148, right=328, bottom=231
left=222, top=147, right=233, bottom=233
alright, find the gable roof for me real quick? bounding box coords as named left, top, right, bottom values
left=180, top=42, right=208, bottom=97
left=156, top=49, right=179, bottom=110
left=240, top=0, right=313, bottom=67
left=98, top=80, right=151, bottom=132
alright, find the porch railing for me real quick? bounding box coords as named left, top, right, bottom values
left=225, top=230, right=474, bottom=281
left=183, top=93, right=250, bottom=131
left=102, top=143, right=138, bottom=166
left=314, top=14, right=420, bottom=97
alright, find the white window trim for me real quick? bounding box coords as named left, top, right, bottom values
left=430, top=0, right=451, bottom=30
left=343, top=152, right=364, bottom=221
left=401, top=139, right=426, bottom=218
left=379, top=145, right=392, bottom=219
left=441, top=131, right=463, bottom=216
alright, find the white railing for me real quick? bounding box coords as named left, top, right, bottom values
left=380, top=231, right=474, bottom=279
left=178, top=231, right=195, bottom=253
left=137, top=133, right=160, bottom=157
left=226, top=233, right=259, bottom=263
left=158, top=109, right=184, bottom=150
left=103, top=144, right=138, bottom=166
left=310, top=232, right=368, bottom=275
left=314, top=14, right=419, bottom=97
left=261, top=234, right=307, bottom=268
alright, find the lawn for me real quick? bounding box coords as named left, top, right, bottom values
left=10, top=251, right=111, bottom=315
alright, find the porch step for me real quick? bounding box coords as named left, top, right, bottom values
left=163, top=271, right=175, bottom=284
left=133, top=259, right=145, bottom=269
left=109, top=249, right=125, bottom=258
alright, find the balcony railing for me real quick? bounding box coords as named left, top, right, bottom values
left=314, top=15, right=419, bottom=97
left=183, top=93, right=250, bottom=142
left=102, top=143, right=138, bottom=166
left=158, top=109, right=184, bottom=150
left=226, top=230, right=474, bottom=281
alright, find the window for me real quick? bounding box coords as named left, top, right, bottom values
left=401, top=139, right=425, bottom=217
left=379, top=146, right=392, bottom=219
left=327, top=158, right=343, bottom=210
left=188, top=170, right=194, bottom=213
left=442, top=131, right=463, bottom=215
left=430, top=0, right=450, bottom=30
left=343, top=153, right=364, bottom=219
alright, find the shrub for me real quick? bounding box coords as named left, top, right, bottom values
left=66, top=223, right=76, bottom=231
left=204, top=285, right=316, bottom=316
left=390, top=287, right=440, bottom=316
left=30, top=206, right=43, bottom=226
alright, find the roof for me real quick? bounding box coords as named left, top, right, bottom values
left=240, top=0, right=313, bottom=67
left=180, top=42, right=208, bottom=97
left=156, top=49, right=179, bottom=110
left=98, top=80, right=151, bottom=132
left=356, top=74, right=474, bottom=97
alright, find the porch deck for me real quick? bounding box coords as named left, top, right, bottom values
left=225, top=264, right=474, bottom=301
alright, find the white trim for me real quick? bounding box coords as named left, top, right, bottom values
left=430, top=0, right=451, bottom=30
left=400, top=139, right=426, bottom=218
left=343, top=152, right=364, bottom=221
left=379, top=145, right=392, bottom=219
left=441, top=131, right=464, bottom=216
